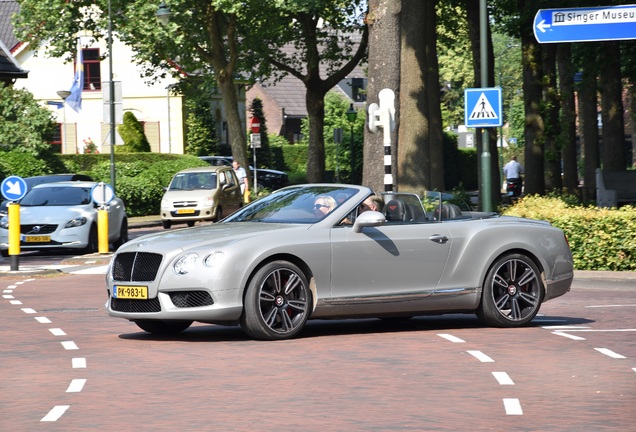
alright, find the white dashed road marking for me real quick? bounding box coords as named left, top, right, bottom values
left=492, top=372, right=515, bottom=385
left=595, top=348, right=627, bottom=359
left=467, top=350, right=495, bottom=363
left=503, top=398, right=523, bottom=415
left=66, top=379, right=87, bottom=393
left=437, top=333, right=465, bottom=343
left=61, top=341, right=79, bottom=350
left=41, top=406, right=70, bottom=422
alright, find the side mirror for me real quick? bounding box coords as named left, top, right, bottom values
left=352, top=210, right=386, bottom=233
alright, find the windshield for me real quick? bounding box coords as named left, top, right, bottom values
left=21, top=186, right=92, bottom=206
left=169, top=172, right=217, bottom=190
left=224, top=186, right=358, bottom=224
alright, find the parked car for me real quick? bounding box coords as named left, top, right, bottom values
left=0, top=173, right=94, bottom=217
left=0, top=181, right=127, bottom=257
left=198, top=156, right=288, bottom=190
left=106, top=184, right=574, bottom=340
left=160, top=166, right=243, bottom=229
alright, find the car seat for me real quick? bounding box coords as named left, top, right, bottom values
left=433, top=203, right=463, bottom=221
left=384, top=199, right=412, bottom=222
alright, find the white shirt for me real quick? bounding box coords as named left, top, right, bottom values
left=503, top=160, right=523, bottom=179
left=234, top=166, right=247, bottom=192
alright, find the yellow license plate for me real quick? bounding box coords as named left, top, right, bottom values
left=25, top=235, right=51, bottom=243
left=176, top=208, right=195, bottom=214
left=114, top=285, right=148, bottom=300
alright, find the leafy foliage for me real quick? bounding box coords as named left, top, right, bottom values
left=503, top=195, right=636, bottom=271
left=117, top=112, right=151, bottom=152
left=184, top=98, right=218, bottom=157
left=0, top=83, right=57, bottom=156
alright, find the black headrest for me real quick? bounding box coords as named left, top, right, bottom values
left=384, top=199, right=411, bottom=221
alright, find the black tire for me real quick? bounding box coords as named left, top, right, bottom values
left=240, top=260, right=311, bottom=340
left=0, top=249, right=8, bottom=258
left=187, top=221, right=195, bottom=227
left=113, top=218, right=128, bottom=250
left=83, top=225, right=98, bottom=254
left=162, top=220, right=171, bottom=229
left=213, top=206, right=223, bottom=222
left=477, top=253, right=544, bottom=327
left=134, top=319, right=192, bottom=335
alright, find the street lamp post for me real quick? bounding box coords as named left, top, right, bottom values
left=346, top=103, right=357, bottom=184
left=108, top=0, right=116, bottom=191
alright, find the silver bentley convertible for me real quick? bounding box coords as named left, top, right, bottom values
left=105, top=184, right=573, bottom=340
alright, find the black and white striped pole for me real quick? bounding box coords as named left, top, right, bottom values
left=368, top=89, right=396, bottom=191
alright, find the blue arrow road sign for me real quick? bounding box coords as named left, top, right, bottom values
left=534, top=5, right=636, bottom=43
left=1, top=175, right=28, bottom=201
left=464, top=87, right=502, bottom=128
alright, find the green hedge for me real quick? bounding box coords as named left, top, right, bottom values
left=503, top=195, right=636, bottom=271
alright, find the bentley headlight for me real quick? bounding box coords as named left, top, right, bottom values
left=203, top=251, right=225, bottom=267
left=173, top=252, right=199, bottom=275
left=64, top=217, right=87, bottom=228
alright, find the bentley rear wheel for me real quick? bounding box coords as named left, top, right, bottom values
left=477, top=253, right=544, bottom=327
left=241, top=261, right=311, bottom=340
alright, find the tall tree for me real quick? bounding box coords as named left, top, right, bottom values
left=14, top=0, right=253, bottom=180
left=249, top=1, right=368, bottom=183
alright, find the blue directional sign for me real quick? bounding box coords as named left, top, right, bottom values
left=1, top=175, right=28, bottom=201
left=464, top=87, right=502, bottom=128
left=534, top=5, right=636, bottom=43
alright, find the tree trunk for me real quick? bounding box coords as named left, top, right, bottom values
left=424, top=0, right=445, bottom=192
left=398, top=0, right=429, bottom=193
left=306, top=87, right=326, bottom=182
left=557, top=44, right=578, bottom=195
left=518, top=1, right=545, bottom=195
left=218, top=76, right=249, bottom=182
left=578, top=67, right=599, bottom=202
left=542, top=44, right=561, bottom=192
left=599, top=41, right=626, bottom=172
left=364, top=0, right=401, bottom=192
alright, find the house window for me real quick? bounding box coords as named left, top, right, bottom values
left=50, top=124, right=62, bottom=153
left=82, top=48, right=102, bottom=91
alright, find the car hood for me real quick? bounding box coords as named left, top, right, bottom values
left=13, top=205, right=94, bottom=223
left=123, top=222, right=306, bottom=253
left=162, top=189, right=217, bottom=201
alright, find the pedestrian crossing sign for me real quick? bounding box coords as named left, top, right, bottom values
left=464, top=87, right=502, bottom=128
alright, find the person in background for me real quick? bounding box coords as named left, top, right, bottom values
left=232, top=160, right=248, bottom=194
left=503, top=155, right=524, bottom=181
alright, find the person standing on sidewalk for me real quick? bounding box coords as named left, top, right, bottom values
left=232, top=160, right=248, bottom=194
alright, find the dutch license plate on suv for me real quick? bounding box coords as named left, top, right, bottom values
left=114, top=285, right=148, bottom=299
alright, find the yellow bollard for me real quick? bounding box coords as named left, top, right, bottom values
left=8, top=203, right=20, bottom=271
left=98, top=208, right=109, bottom=254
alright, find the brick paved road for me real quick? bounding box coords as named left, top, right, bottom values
left=1, top=273, right=634, bottom=431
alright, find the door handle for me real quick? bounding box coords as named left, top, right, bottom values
left=429, top=234, right=449, bottom=244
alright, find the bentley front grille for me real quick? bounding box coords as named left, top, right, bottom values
left=112, top=252, right=163, bottom=282
left=111, top=297, right=161, bottom=313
